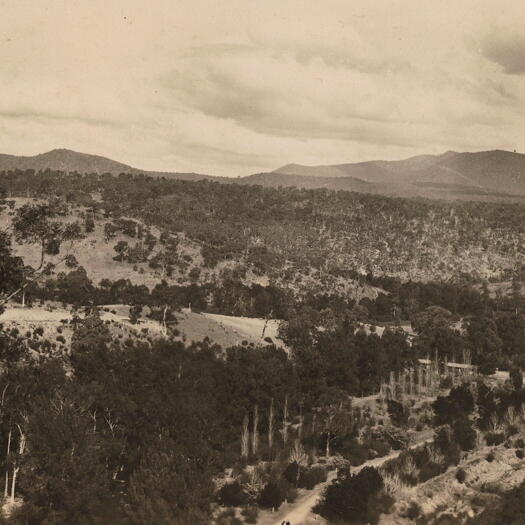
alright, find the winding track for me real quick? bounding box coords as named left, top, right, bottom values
left=257, top=431, right=433, bottom=525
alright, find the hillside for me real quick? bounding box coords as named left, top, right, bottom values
left=0, top=148, right=215, bottom=182
left=3, top=148, right=525, bottom=201
left=239, top=171, right=382, bottom=194
left=2, top=172, right=525, bottom=286
left=270, top=150, right=525, bottom=201
left=0, top=149, right=140, bottom=175
left=2, top=158, right=525, bottom=525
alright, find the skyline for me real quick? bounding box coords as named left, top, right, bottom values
left=1, top=1, right=525, bottom=176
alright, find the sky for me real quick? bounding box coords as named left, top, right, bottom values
left=1, top=0, right=525, bottom=176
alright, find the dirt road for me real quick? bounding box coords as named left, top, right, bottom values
left=257, top=431, right=433, bottom=525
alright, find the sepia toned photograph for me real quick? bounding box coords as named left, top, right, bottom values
left=1, top=1, right=525, bottom=523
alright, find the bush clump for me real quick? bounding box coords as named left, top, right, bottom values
left=313, top=466, right=383, bottom=524
left=240, top=506, right=258, bottom=524
left=298, top=466, right=327, bottom=490
left=216, top=508, right=242, bottom=525
left=216, top=481, right=248, bottom=507
left=486, top=432, right=505, bottom=446
left=258, top=482, right=285, bottom=510
left=456, top=468, right=467, bottom=483
left=403, top=501, right=421, bottom=520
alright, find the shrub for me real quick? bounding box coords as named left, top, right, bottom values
left=34, top=326, right=44, bottom=336
left=515, top=449, right=524, bottom=459
left=298, top=466, right=327, bottom=490
left=509, top=366, right=523, bottom=390
left=56, top=335, right=66, bottom=344
left=408, top=416, right=418, bottom=429
left=313, top=467, right=383, bottom=524
left=216, top=481, right=249, bottom=507
left=453, top=419, right=477, bottom=451
left=433, top=384, right=474, bottom=426
left=216, top=508, right=243, bottom=525
left=440, top=376, right=453, bottom=389
left=258, top=482, right=285, bottom=510
left=381, top=427, right=409, bottom=450
left=284, top=485, right=298, bottom=503
left=387, top=399, right=409, bottom=427
left=434, top=425, right=461, bottom=464
left=381, top=472, right=410, bottom=500
left=404, top=501, right=421, bottom=520
left=365, top=438, right=391, bottom=458
left=486, top=451, right=495, bottom=462
left=456, top=468, right=467, bottom=484
left=475, top=481, right=525, bottom=522
left=486, top=432, right=505, bottom=446
left=419, top=462, right=444, bottom=482
left=283, top=462, right=299, bottom=485
left=240, top=506, right=258, bottom=524
left=341, top=439, right=369, bottom=466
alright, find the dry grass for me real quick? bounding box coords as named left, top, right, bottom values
left=201, top=313, right=286, bottom=349
left=487, top=414, right=505, bottom=434
left=426, top=445, right=445, bottom=466
left=381, top=471, right=412, bottom=499
left=401, top=455, right=419, bottom=478
left=289, top=439, right=308, bottom=466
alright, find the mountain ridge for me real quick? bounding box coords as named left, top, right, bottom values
left=2, top=148, right=525, bottom=201
left=0, top=148, right=217, bottom=182
left=269, top=149, right=525, bottom=200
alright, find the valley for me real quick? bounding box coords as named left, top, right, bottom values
left=0, top=158, right=525, bottom=525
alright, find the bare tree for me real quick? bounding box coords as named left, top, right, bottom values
left=241, top=414, right=249, bottom=458
left=251, top=405, right=259, bottom=456
left=4, top=427, right=11, bottom=499
left=282, top=395, right=289, bottom=447
left=10, top=421, right=27, bottom=502
left=268, top=399, right=274, bottom=457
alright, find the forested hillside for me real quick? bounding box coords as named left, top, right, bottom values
left=1, top=168, right=525, bottom=524
left=2, top=169, right=525, bottom=285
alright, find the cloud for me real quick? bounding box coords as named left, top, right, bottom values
left=163, top=44, right=438, bottom=147
left=482, top=32, right=525, bottom=74
left=1, top=0, right=525, bottom=176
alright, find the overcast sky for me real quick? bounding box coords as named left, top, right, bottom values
left=1, top=0, right=525, bottom=176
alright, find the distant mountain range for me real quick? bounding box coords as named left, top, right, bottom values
left=2, top=148, right=525, bottom=202
left=253, top=150, right=525, bottom=201
left=0, top=148, right=215, bottom=182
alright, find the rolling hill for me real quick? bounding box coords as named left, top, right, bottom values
left=0, top=148, right=216, bottom=182
left=269, top=150, right=525, bottom=200
left=3, top=148, right=525, bottom=201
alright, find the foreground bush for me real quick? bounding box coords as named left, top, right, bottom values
left=298, top=466, right=327, bottom=490
left=456, top=468, right=467, bottom=484
left=240, top=506, right=258, bottom=523
left=258, top=482, right=285, bottom=510
left=313, top=466, right=383, bottom=524
left=474, top=480, right=525, bottom=524
left=216, top=481, right=249, bottom=507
